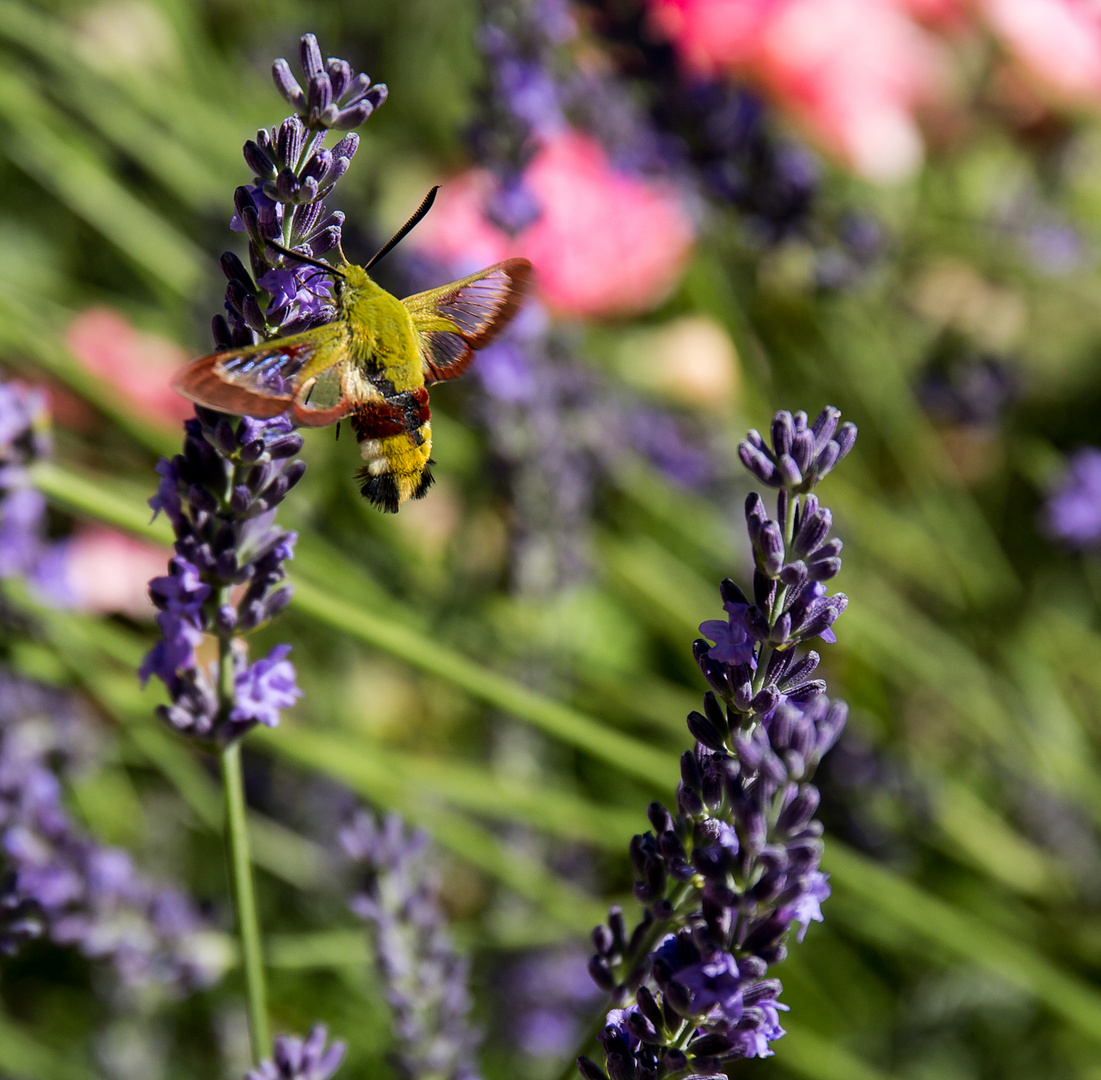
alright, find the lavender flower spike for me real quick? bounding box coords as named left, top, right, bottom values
left=0, top=671, right=221, bottom=993
left=223, top=34, right=386, bottom=347
left=0, top=378, right=70, bottom=599
left=584, top=406, right=856, bottom=1074
left=341, top=810, right=481, bottom=1080
left=140, top=409, right=304, bottom=744
left=247, top=1026, right=346, bottom=1080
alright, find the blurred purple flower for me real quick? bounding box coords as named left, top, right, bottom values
left=0, top=672, right=219, bottom=992
left=341, top=811, right=480, bottom=1080
left=1044, top=448, right=1101, bottom=549
left=247, top=1025, right=346, bottom=1080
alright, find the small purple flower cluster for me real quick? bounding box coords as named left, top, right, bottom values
left=472, top=0, right=572, bottom=232
left=340, top=811, right=481, bottom=1080
left=0, top=380, right=69, bottom=601
left=0, top=672, right=217, bottom=992
left=218, top=34, right=386, bottom=347
left=246, top=1026, right=346, bottom=1080
left=139, top=408, right=304, bottom=743
left=1043, top=447, right=1101, bottom=550
left=580, top=406, right=855, bottom=1074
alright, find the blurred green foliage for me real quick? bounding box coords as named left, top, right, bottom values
left=4, top=2, right=1101, bottom=1080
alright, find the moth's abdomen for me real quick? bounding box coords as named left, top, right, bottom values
left=349, top=388, right=434, bottom=513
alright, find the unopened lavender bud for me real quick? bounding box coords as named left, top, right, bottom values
left=809, top=538, right=843, bottom=562
left=777, top=453, right=803, bottom=487
left=751, top=686, right=779, bottom=715
left=592, top=924, right=614, bottom=954
left=647, top=802, right=674, bottom=834
left=267, top=433, right=304, bottom=459
left=835, top=421, right=857, bottom=458
left=300, top=33, right=324, bottom=77
left=769, top=612, right=792, bottom=644
left=687, top=711, right=725, bottom=751
left=332, top=103, right=373, bottom=129
left=242, top=295, right=267, bottom=332
left=780, top=561, right=807, bottom=586
left=272, top=57, right=307, bottom=110
left=791, top=428, right=816, bottom=471
left=243, top=140, right=276, bottom=180
left=588, top=955, right=616, bottom=992
left=663, top=976, right=693, bottom=1016
left=637, top=985, right=664, bottom=1030
left=608, top=905, right=627, bottom=949
left=782, top=749, right=808, bottom=779
left=777, top=785, right=820, bottom=834
left=807, top=557, right=841, bottom=581
left=719, top=579, right=749, bottom=608
left=230, top=486, right=252, bottom=514
left=220, top=251, right=255, bottom=289
left=662, top=1049, right=687, bottom=1073
left=813, top=441, right=840, bottom=479
left=678, top=784, right=704, bottom=817
left=787, top=679, right=826, bottom=702
left=626, top=1011, right=658, bottom=1042
left=794, top=505, right=832, bottom=556
left=753, top=568, right=776, bottom=610
left=739, top=442, right=778, bottom=486
left=771, top=410, right=794, bottom=456
left=239, top=439, right=265, bottom=464
left=578, top=1056, right=609, bottom=1080
left=811, top=405, right=841, bottom=447
left=744, top=492, right=768, bottom=539
left=732, top=680, right=754, bottom=710
left=756, top=521, right=784, bottom=575
left=263, top=585, right=293, bottom=620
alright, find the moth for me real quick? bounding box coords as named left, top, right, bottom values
left=174, top=188, right=532, bottom=512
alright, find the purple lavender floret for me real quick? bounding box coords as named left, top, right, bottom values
left=0, top=380, right=65, bottom=589
left=1043, top=447, right=1101, bottom=549
left=582, top=406, right=855, bottom=1075
left=216, top=34, right=384, bottom=347
left=246, top=1026, right=347, bottom=1080
left=141, top=409, right=304, bottom=744
left=0, top=672, right=220, bottom=992
left=341, top=811, right=481, bottom=1080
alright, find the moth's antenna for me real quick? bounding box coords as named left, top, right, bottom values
left=363, top=186, right=440, bottom=271
left=264, top=240, right=346, bottom=279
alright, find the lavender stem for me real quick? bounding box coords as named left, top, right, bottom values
left=221, top=736, right=270, bottom=1062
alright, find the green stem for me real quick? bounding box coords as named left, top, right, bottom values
left=221, top=738, right=270, bottom=1063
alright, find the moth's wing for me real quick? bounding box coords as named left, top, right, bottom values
left=173, top=324, right=355, bottom=427
left=402, top=258, right=532, bottom=383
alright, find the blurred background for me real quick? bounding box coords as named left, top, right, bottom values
left=3, top=0, right=1101, bottom=1078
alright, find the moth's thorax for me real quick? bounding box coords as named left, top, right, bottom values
left=339, top=264, right=423, bottom=392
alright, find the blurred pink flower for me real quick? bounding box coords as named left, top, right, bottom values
left=648, top=0, right=948, bottom=182
left=50, top=526, right=169, bottom=620
left=979, top=0, right=1101, bottom=104
left=66, top=307, right=194, bottom=426
left=416, top=130, right=695, bottom=319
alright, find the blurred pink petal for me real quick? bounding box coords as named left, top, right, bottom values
left=66, top=308, right=194, bottom=426
left=418, top=131, right=695, bottom=319
left=646, top=0, right=779, bottom=74
left=60, top=526, right=169, bottom=620
left=980, top=0, right=1101, bottom=103
left=648, top=0, right=947, bottom=182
